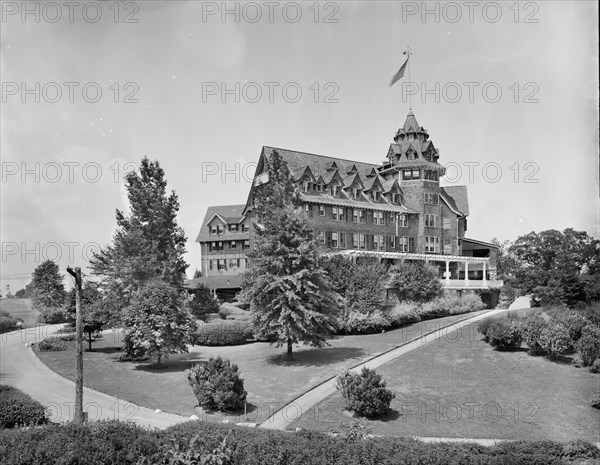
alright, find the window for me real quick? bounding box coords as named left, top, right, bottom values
left=443, top=218, right=451, bottom=230
left=317, top=231, right=325, bottom=244
left=425, top=170, right=439, bottom=181
left=392, top=192, right=401, bottom=204
left=353, top=233, right=359, bottom=249
left=373, top=235, right=384, bottom=250
left=315, top=183, right=323, bottom=192
left=305, top=204, right=313, bottom=217
left=218, top=259, right=226, bottom=270
left=230, top=241, right=236, bottom=249
left=352, top=188, right=362, bottom=199
left=409, top=237, right=415, bottom=252
left=319, top=205, right=325, bottom=216
left=425, top=214, right=440, bottom=228
left=359, top=210, right=366, bottom=223
left=412, top=169, right=420, bottom=179
left=373, top=211, right=385, bottom=225
left=399, top=237, right=409, bottom=252
left=358, top=234, right=366, bottom=249
left=424, top=193, right=439, bottom=205
left=229, top=259, right=239, bottom=269
left=330, top=184, right=340, bottom=196
left=332, top=206, right=344, bottom=221
left=402, top=170, right=412, bottom=180
left=353, top=209, right=359, bottom=223
left=242, top=223, right=250, bottom=232
left=331, top=232, right=338, bottom=248
left=389, top=236, right=396, bottom=250
left=339, top=232, right=346, bottom=248
left=210, top=226, right=217, bottom=234
left=243, top=240, right=250, bottom=250
left=425, top=237, right=440, bottom=253
left=210, top=241, right=224, bottom=252
left=398, top=214, right=407, bottom=227
left=370, top=190, right=381, bottom=201
left=407, top=150, right=415, bottom=161
left=209, top=259, right=217, bottom=271
left=229, top=224, right=238, bottom=232
left=301, top=178, right=312, bottom=192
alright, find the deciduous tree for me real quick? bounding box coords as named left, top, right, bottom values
left=30, top=260, right=66, bottom=310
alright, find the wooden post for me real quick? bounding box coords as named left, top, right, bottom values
left=67, top=267, right=84, bottom=425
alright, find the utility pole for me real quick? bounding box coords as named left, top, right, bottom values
left=67, top=266, right=84, bottom=425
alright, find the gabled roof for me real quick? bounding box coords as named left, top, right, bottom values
left=463, top=238, right=500, bottom=249
left=441, top=186, right=469, bottom=216
left=195, top=204, right=246, bottom=242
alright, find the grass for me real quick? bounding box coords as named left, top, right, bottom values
left=0, top=298, right=38, bottom=328
left=33, top=310, right=486, bottom=423
left=290, top=308, right=600, bottom=443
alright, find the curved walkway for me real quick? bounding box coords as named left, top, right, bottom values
left=259, top=300, right=529, bottom=430
left=0, top=324, right=188, bottom=429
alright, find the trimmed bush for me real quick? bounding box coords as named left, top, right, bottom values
left=486, top=316, right=522, bottom=350
left=336, top=368, right=395, bottom=417
left=37, top=307, right=67, bottom=324
left=575, top=325, right=600, bottom=367
left=477, top=317, right=495, bottom=342
left=417, top=294, right=484, bottom=320
left=537, top=322, right=571, bottom=359
left=338, top=310, right=391, bottom=335
left=37, top=336, right=69, bottom=352
left=0, top=385, right=47, bottom=428
left=186, top=356, right=247, bottom=411
left=387, top=301, right=421, bottom=327
left=552, top=311, right=588, bottom=346
left=0, top=315, right=18, bottom=334
left=193, top=320, right=254, bottom=346
left=520, top=312, right=549, bottom=355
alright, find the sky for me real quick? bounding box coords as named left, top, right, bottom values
left=1, top=0, right=598, bottom=292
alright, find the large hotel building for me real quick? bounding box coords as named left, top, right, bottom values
left=191, top=110, right=502, bottom=305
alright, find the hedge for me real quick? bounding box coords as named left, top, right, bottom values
left=0, top=385, right=48, bottom=429
left=1, top=419, right=598, bottom=465
left=192, top=320, right=254, bottom=346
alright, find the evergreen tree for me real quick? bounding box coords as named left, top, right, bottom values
left=64, top=282, right=110, bottom=350
left=30, top=260, right=66, bottom=310
left=240, top=151, right=339, bottom=360
left=90, top=157, right=188, bottom=320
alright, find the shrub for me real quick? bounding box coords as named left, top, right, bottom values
left=575, top=325, right=600, bottom=367
left=591, top=395, right=600, bottom=409
left=331, top=421, right=372, bottom=443
left=336, top=368, right=395, bottom=417
left=388, top=261, right=443, bottom=303
left=37, top=307, right=67, bottom=324
left=186, top=356, right=247, bottom=411
left=520, top=312, right=549, bottom=355
left=562, top=439, right=600, bottom=459
left=486, top=316, right=522, bottom=349
left=387, top=301, right=421, bottom=327
left=477, top=317, right=495, bottom=342
left=338, top=310, right=391, bottom=334
left=552, top=311, right=588, bottom=347
left=193, top=320, right=254, bottom=346
left=0, top=385, right=47, bottom=428
left=37, top=336, right=69, bottom=352
left=0, top=315, right=18, bottom=334
left=218, top=302, right=250, bottom=320
left=537, top=322, right=571, bottom=359
left=417, top=294, right=485, bottom=320
left=187, top=285, right=220, bottom=318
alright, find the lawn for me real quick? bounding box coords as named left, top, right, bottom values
left=34, top=310, right=486, bottom=423
left=0, top=298, right=38, bottom=328
left=290, top=308, right=600, bottom=443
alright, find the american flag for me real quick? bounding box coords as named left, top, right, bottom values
left=390, top=53, right=409, bottom=87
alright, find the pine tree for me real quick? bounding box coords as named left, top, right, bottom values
left=30, top=260, right=66, bottom=310
left=240, top=151, right=340, bottom=360
left=90, top=157, right=188, bottom=319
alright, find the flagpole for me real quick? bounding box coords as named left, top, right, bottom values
left=407, top=47, right=412, bottom=110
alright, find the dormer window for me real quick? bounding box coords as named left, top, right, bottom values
left=370, top=191, right=381, bottom=202
left=301, top=178, right=312, bottom=193
left=352, top=188, right=362, bottom=199
left=315, top=182, right=323, bottom=192
left=330, top=184, right=340, bottom=196
left=391, top=192, right=401, bottom=204
left=229, top=224, right=238, bottom=232
left=407, top=150, right=416, bottom=161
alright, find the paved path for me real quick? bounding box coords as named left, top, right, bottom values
left=260, top=307, right=516, bottom=430
left=0, top=324, right=188, bottom=429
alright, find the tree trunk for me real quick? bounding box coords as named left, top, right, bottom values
left=87, top=332, right=92, bottom=351
left=157, top=354, right=162, bottom=366
left=287, top=338, right=293, bottom=361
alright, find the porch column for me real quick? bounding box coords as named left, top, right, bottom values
left=445, top=261, right=450, bottom=284
left=482, top=261, right=487, bottom=284
left=464, top=261, right=469, bottom=285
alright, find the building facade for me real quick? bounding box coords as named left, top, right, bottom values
left=191, top=110, right=501, bottom=301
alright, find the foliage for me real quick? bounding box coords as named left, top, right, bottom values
left=519, top=312, right=549, bottom=355
left=186, top=357, right=247, bottom=411
left=193, top=320, right=254, bottom=346
left=0, top=311, right=18, bottom=334
left=591, top=395, right=600, bottom=410
left=320, top=255, right=356, bottom=297
left=218, top=303, right=249, bottom=320
left=331, top=421, right=372, bottom=443
left=30, top=260, right=66, bottom=311
left=484, top=315, right=522, bottom=350
left=490, top=238, right=520, bottom=281
left=386, top=301, right=421, bottom=327
left=122, top=280, right=196, bottom=365
left=0, top=418, right=596, bottom=465
left=90, top=157, right=188, bottom=318
left=345, top=260, right=388, bottom=315
left=548, top=310, right=588, bottom=346
left=509, top=228, right=600, bottom=308
left=497, top=283, right=518, bottom=309
left=537, top=322, right=571, bottom=359
left=418, top=294, right=484, bottom=319
left=0, top=385, right=47, bottom=428
left=388, top=261, right=443, bottom=303
left=138, top=433, right=233, bottom=465
left=240, top=152, right=340, bottom=360
left=336, top=368, right=395, bottom=417
left=187, top=285, right=220, bottom=318
left=575, top=325, right=600, bottom=367
left=477, top=317, right=495, bottom=342
left=37, top=307, right=68, bottom=324
left=37, top=336, right=69, bottom=352
left=338, top=310, right=391, bottom=335
left=64, top=282, right=110, bottom=350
